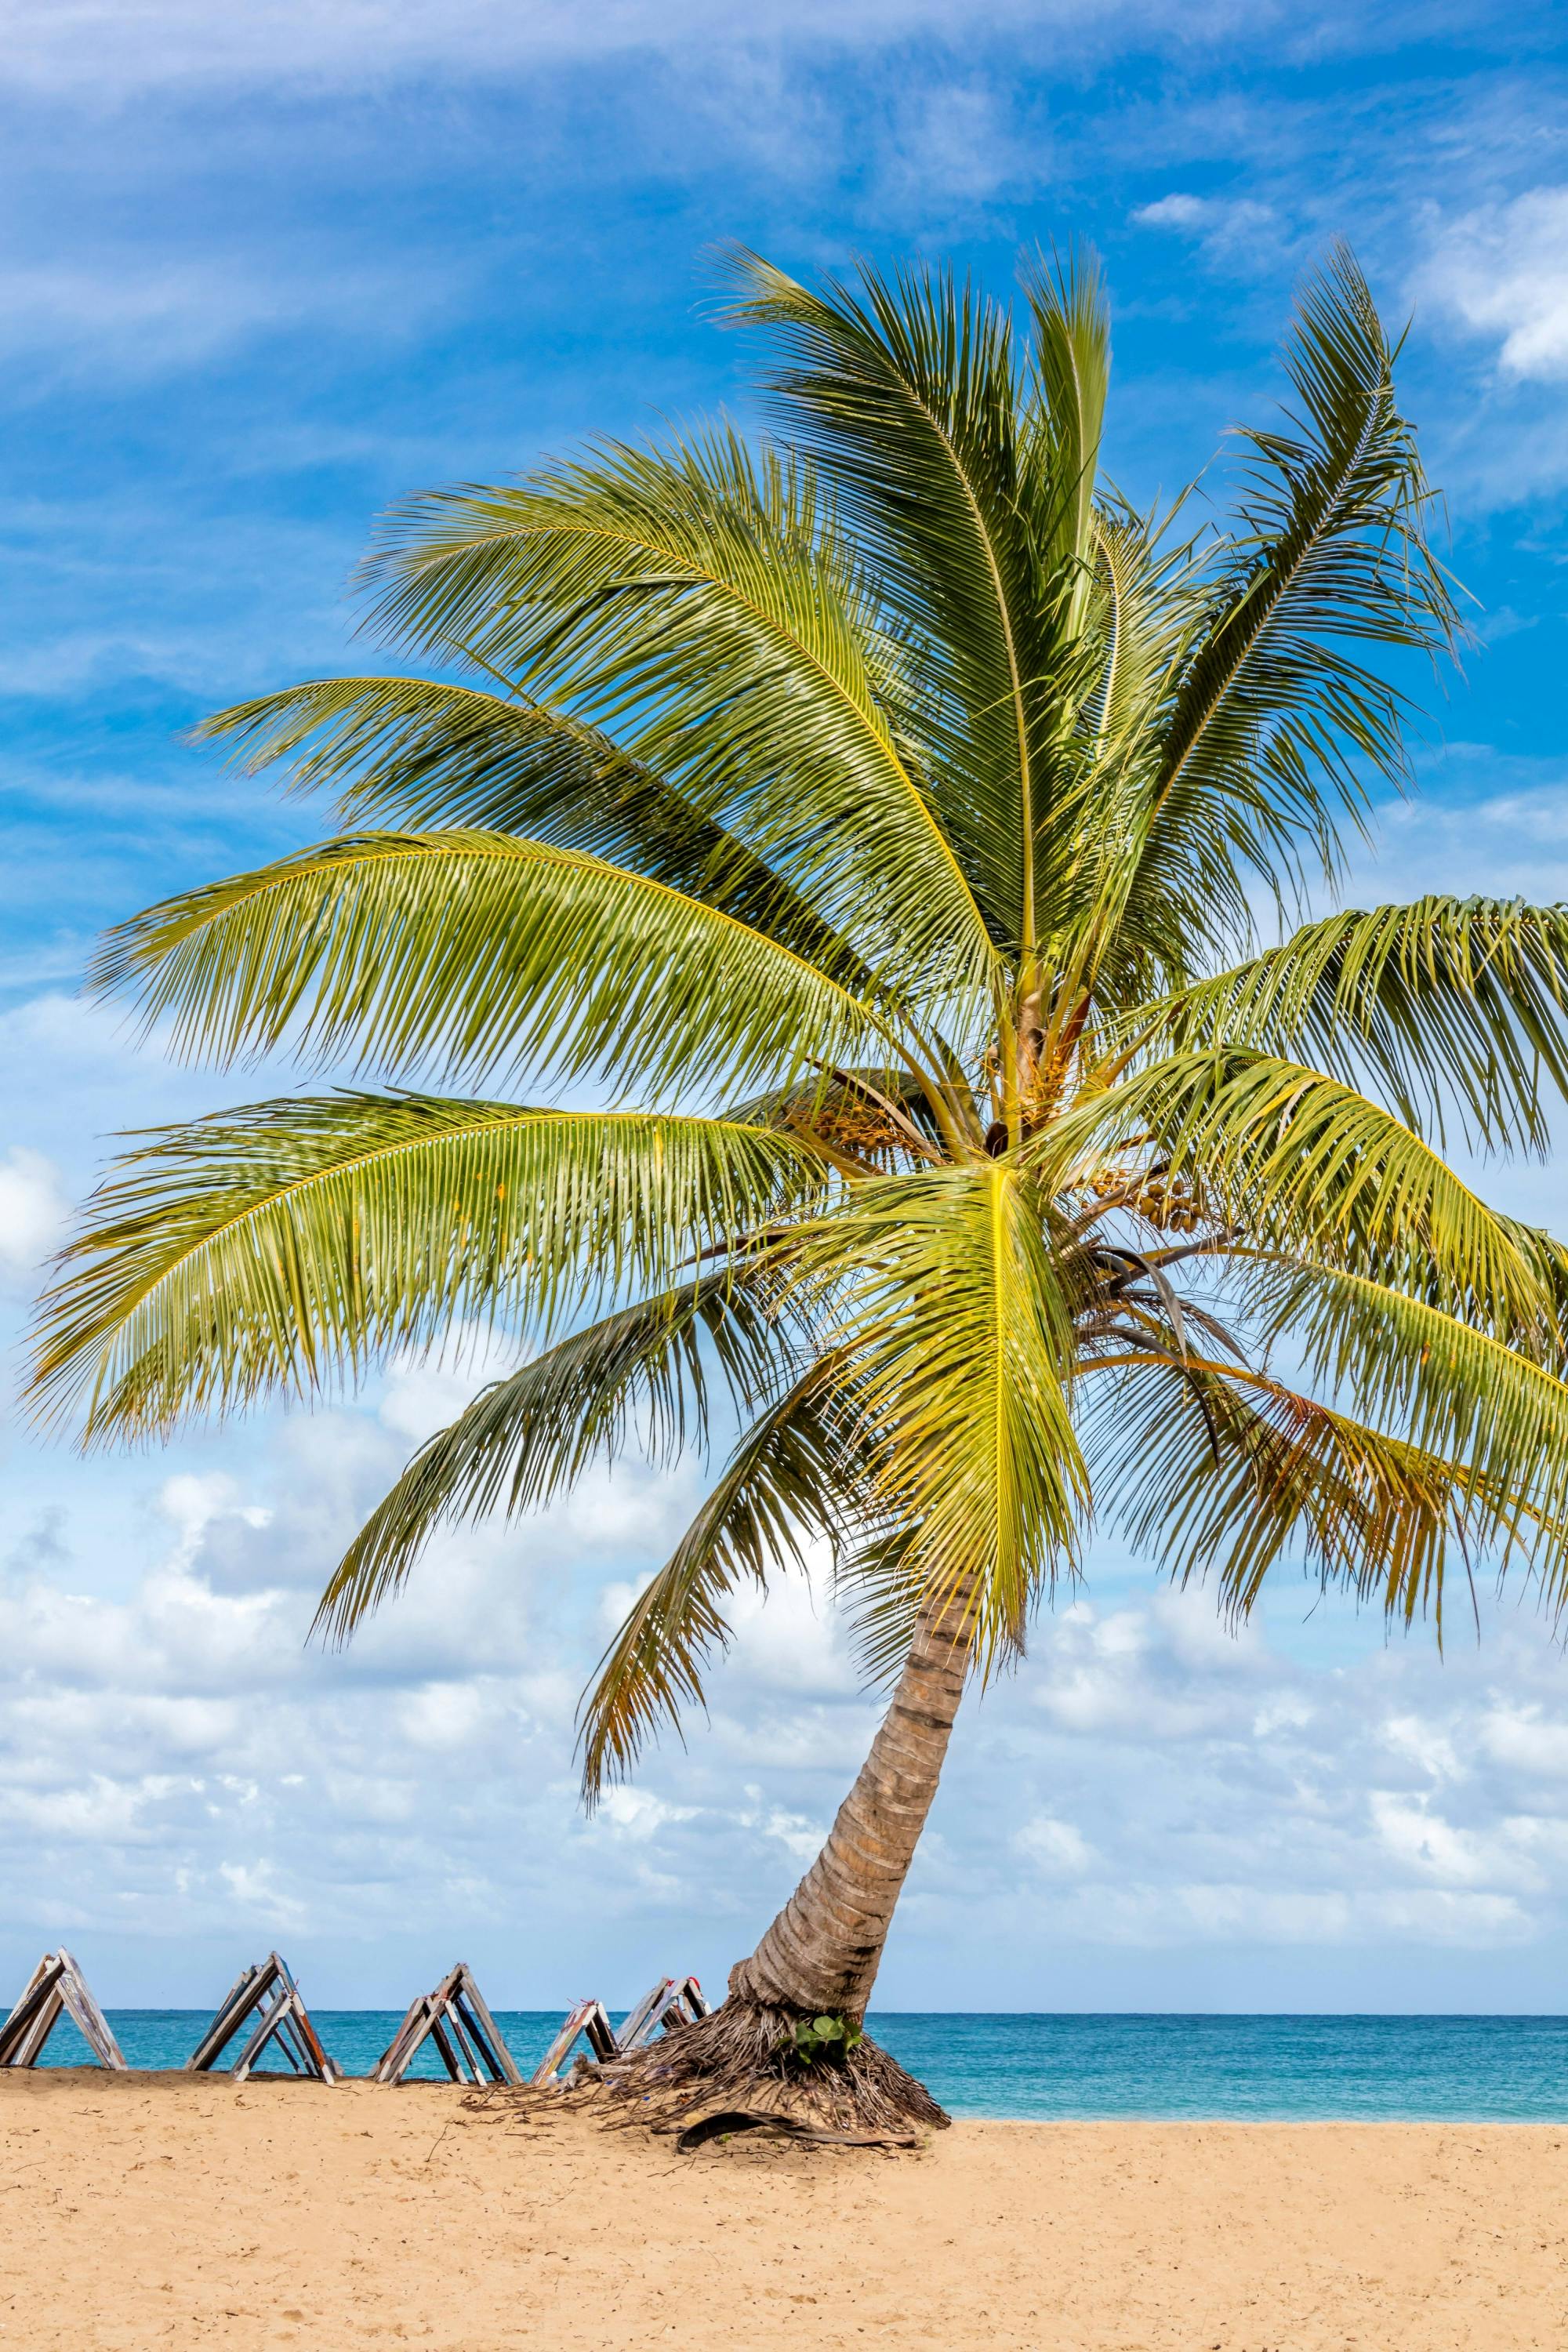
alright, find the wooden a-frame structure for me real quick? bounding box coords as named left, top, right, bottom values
left=532, top=1973, right=709, bottom=2085
left=615, top=1973, right=709, bottom=2051
left=185, top=1951, right=340, bottom=2082
left=370, top=1963, right=524, bottom=2085
left=0, top=1950, right=125, bottom=2070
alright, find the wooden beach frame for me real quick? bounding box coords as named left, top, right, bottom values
left=184, top=1952, right=341, bottom=2083
left=370, top=1963, right=524, bottom=2085
left=532, top=1973, right=710, bottom=2085
left=0, top=1950, right=126, bottom=2071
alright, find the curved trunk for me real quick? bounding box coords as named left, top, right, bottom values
left=728, top=1583, right=975, bottom=2020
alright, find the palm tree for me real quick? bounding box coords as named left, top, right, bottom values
left=31, top=244, right=1568, bottom=2132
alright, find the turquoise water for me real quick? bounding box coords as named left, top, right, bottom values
left=24, top=2009, right=1568, bottom=2119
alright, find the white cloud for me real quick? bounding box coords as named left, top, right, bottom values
left=1369, top=1793, right=1540, bottom=1890
left=599, top=1787, right=698, bottom=1838
left=1337, top=773, right=1568, bottom=913
left=217, top=1858, right=307, bottom=1924
left=1016, top=1813, right=1096, bottom=1875
left=0, top=1143, right=68, bottom=1283
left=1481, top=1706, right=1568, bottom=1780
left=1414, top=187, right=1568, bottom=381
left=376, top=1337, right=527, bottom=1446
left=0, top=0, right=1218, bottom=100
left=1131, top=190, right=1283, bottom=267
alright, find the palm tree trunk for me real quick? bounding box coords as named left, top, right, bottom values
left=728, top=1581, right=974, bottom=2020
left=595, top=1584, right=972, bottom=2132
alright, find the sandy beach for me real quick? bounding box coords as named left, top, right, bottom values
left=2, top=2074, right=1566, bottom=2349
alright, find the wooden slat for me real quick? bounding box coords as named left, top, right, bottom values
left=201, top=1956, right=336, bottom=2083
left=185, top=1965, right=261, bottom=2071
left=281, top=1985, right=336, bottom=2082
left=532, top=1998, right=601, bottom=2086
left=675, top=1976, right=710, bottom=2021
left=586, top=2004, right=618, bottom=2062
left=373, top=1966, right=520, bottom=2087
left=426, top=2012, right=470, bottom=2085
left=371, top=1994, right=432, bottom=2085
left=13, top=1985, right=66, bottom=2069
left=451, top=1970, right=522, bottom=2086
left=445, top=2000, right=490, bottom=2085
left=0, top=1957, right=64, bottom=2067
left=615, top=1978, right=673, bottom=2053
left=228, top=1988, right=289, bottom=2084
left=55, top=1951, right=127, bottom=2071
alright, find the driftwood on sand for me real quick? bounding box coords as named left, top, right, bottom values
left=0, top=1951, right=126, bottom=2071
left=185, top=1952, right=340, bottom=2083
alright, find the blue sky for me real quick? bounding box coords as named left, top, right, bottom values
left=5, top=0, right=1568, bottom=2016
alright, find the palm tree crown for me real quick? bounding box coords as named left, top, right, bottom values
left=30, top=246, right=1568, bottom=2078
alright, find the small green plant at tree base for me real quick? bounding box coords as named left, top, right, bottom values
left=786, top=2015, right=864, bottom=2068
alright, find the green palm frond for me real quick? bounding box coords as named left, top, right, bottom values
left=30, top=1097, right=822, bottom=1442
left=358, top=431, right=998, bottom=996
left=93, top=828, right=901, bottom=1098
left=194, top=677, right=884, bottom=991
left=722, top=249, right=1068, bottom=955
left=1148, top=896, right=1568, bottom=1151
left=1040, top=1050, right=1554, bottom=1336
left=1245, top=1258, right=1568, bottom=1515
left=314, top=1270, right=793, bottom=1645
left=1099, top=245, right=1461, bottom=971
left=1020, top=244, right=1111, bottom=619
left=579, top=1363, right=858, bottom=1802
left=789, top=1167, right=1088, bottom=1656
left=1083, top=1352, right=1547, bottom=1632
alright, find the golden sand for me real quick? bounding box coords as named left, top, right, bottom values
left=3, top=2071, right=1567, bottom=2348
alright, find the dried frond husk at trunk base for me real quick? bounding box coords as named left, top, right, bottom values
left=578, top=2000, right=950, bottom=2138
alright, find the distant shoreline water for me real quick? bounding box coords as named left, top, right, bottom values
left=21, top=2009, right=1568, bottom=2120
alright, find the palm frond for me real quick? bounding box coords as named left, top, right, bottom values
left=194, top=677, right=884, bottom=993
left=578, top=1363, right=855, bottom=1802
left=1098, top=245, right=1461, bottom=969
left=93, top=828, right=900, bottom=1100
left=1147, top=895, right=1568, bottom=1152
left=787, top=1167, right=1088, bottom=1658
left=1082, top=1352, right=1551, bottom=1632
left=721, top=248, right=1071, bottom=955
left=1243, top=1256, right=1568, bottom=1526
left=1019, top=242, right=1111, bottom=624
left=357, top=430, right=997, bottom=997
left=29, top=1097, right=822, bottom=1443
left=1038, top=1049, right=1555, bottom=1338
left=314, top=1270, right=792, bottom=1644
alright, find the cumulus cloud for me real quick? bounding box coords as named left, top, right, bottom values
left=0, top=1143, right=68, bottom=1283
left=11, top=1398, right=1568, bottom=2013
left=1413, top=187, right=1568, bottom=381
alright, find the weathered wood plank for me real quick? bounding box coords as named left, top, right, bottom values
left=452, top=1971, right=523, bottom=2086
left=1, top=1953, right=125, bottom=2070
left=615, top=1978, right=673, bottom=2053
left=191, top=1955, right=336, bottom=2082
left=55, top=1951, right=127, bottom=2070
left=0, top=1957, right=64, bottom=2067
left=373, top=1966, right=520, bottom=2085
left=532, top=1997, right=608, bottom=2085
left=184, top=1964, right=261, bottom=2071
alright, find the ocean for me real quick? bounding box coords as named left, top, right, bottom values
left=22, top=2008, right=1568, bottom=2119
